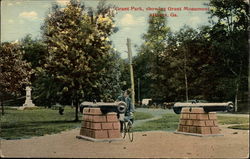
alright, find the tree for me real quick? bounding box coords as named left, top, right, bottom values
left=0, top=42, right=31, bottom=115
left=208, top=0, right=249, bottom=111
left=135, top=11, right=171, bottom=100
left=42, top=0, right=117, bottom=121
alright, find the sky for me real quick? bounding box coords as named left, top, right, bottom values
left=1, top=0, right=210, bottom=59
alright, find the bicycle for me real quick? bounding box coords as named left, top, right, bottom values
left=121, top=116, right=134, bottom=142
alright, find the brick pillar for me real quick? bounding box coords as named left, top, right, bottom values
left=77, top=107, right=122, bottom=142
left=175, top=108, right=222, bottom=136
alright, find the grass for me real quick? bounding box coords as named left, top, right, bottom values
left=1, top=107, right=248, bottom=139
left=133, top=114, right=180, bottom=132
left=1, top=107, right=153, bottom=140
left=1, top=106, right=82, bottom=140
left=228, top=124, right=249, bottom=130
left=217, top=116, right=249, bottom=125
left=133, top=114, right=249, bottom=132
left=134, top=112, right=154, bottom=120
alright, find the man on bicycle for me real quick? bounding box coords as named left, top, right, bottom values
left=116, top=89, right=135, bottom=131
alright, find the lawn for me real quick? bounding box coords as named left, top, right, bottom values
left=133, top=114, right=180, bottom=132
left=1, top=107, right=82, bottom=140
left=217, top=116, right=249, bottom=125
left=134, top=112, right=154, bottom=120
left=1, top=108, right=248, bottom=139
left=133, top=113, right=250, bottom=132
left=1, top=107, right=153, bottom=140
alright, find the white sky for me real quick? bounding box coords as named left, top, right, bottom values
left=1, top=0, right=210, bottom=59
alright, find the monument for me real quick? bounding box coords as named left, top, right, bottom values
left=19, top=86, right=37, bottom=110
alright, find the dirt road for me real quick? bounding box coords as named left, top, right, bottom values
left=1, top=125, right=249, bottom=158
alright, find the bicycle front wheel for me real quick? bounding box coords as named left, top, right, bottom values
left=122, top=122, right=127, bottom=139
left=127, top=120, right=134, bottom=142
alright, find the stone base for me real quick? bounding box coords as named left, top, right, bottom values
left=176, top=108, right=221, bottom=135
left=18, top=106, right=38, bottom=110
left=76, top=135, right=122, bottom=142
left=78, top=108, right=122, bottom=142
left=174, top=131, right=223, bottom=137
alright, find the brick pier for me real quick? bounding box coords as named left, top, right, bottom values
left=175, top=107, right=223, bottom=137
left=76, top=107, right=122, bottom=142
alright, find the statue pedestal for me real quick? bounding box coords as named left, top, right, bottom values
left=19, top=86, right=37, bottom=110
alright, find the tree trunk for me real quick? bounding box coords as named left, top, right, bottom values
left=74, top=97, right=79, bottom=122
left=234, top=81, right=239, bottom=112
left=184, top=48, right=189, bottom=102
left=1, top=99, right=4, bottom=116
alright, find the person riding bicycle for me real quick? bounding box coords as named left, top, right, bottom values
left=116, top=89, right=135, bottom=131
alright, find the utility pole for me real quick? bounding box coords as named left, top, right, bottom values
left=138, top=78, right=140, bottom=106
left=127, top=38, right=135, bottom=107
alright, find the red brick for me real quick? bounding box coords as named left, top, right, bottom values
left=83, top=115, right=94, bottom=122
left=89, top=108, right=103, bottom=115
left=91, top=123, right=102, bottom=129
left=197, top=127, right=211, bottom=134
left=190, top=108, right=205, bottom=114
left=181, top=108, right=190, bottom=113
left=189, top=114, right=197, bottom=120
left=106, top=114, right=118, bottom=122
left=196, top=114, right=209, bottom=120
left=82, top=121, right=91, bottom=128
left=92, top=115, right=107, bottom=122
left=80, top=128, right=91, bottom=136
left=213, top=120, right=218, bottom=126
left=101, top=123, right=113, bottom=130
left=178, top=125, right=183, bottom=132
left=208, top=113, right=217, bottom=120
left=93, top=130, right=108, bottom=139
left=180, top=120, right=187, bottom=125
left=210, top=127, right=220, bottom=134
left=189, top=126, right=197, bottom=133
left=182, top=114, right=189, bottom=119
left=180, top=113, right=184, bottom=119
left=108, top=130, right=121, bottom=138
left=182, top=126, right=189, bottom=132
left=205, top=120, right=214, bottom=126
left=186, top=120, right=193, bottom=126
left=83, top=108, right=90, bottom=114
left=193, top=120, right=205, bottom=126
left=113, top=122, right=120, bottom=130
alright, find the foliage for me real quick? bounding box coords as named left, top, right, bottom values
left=133, top=1, right=248, bottom=111
left=41, top=0, right=119, bottom=120
left=207, top=0, right=249, bottom=110
left=134, top=11, right=171, bottom=100
left=0, top=42, right=31, bottom=95
left=0, top=42, right=32, bottom=115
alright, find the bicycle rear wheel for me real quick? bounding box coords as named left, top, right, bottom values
left=127, top=120, right=134, bottom=142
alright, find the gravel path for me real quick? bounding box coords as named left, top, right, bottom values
left=1, top=127, right=249, bottom=158
left=1, top=108, right=249, bottom=158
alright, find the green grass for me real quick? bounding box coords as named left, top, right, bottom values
left=133, top=114, right=180, bottom=132
left=228, top=124, right=249, bottom=130
left=1, top=106, right=82, bottom=140
left=134, top=112, right=154, bottom=120
left=217, top=116, right=249, bottom=125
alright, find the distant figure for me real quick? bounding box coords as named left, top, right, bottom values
left=59, top=106, right=64, bottom=115
left=116, top=89, right=135, bottom=131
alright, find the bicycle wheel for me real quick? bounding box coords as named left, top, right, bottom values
left=127, top=120, right=134, bottom=142
left=122, top=122, right=127, bottom=139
